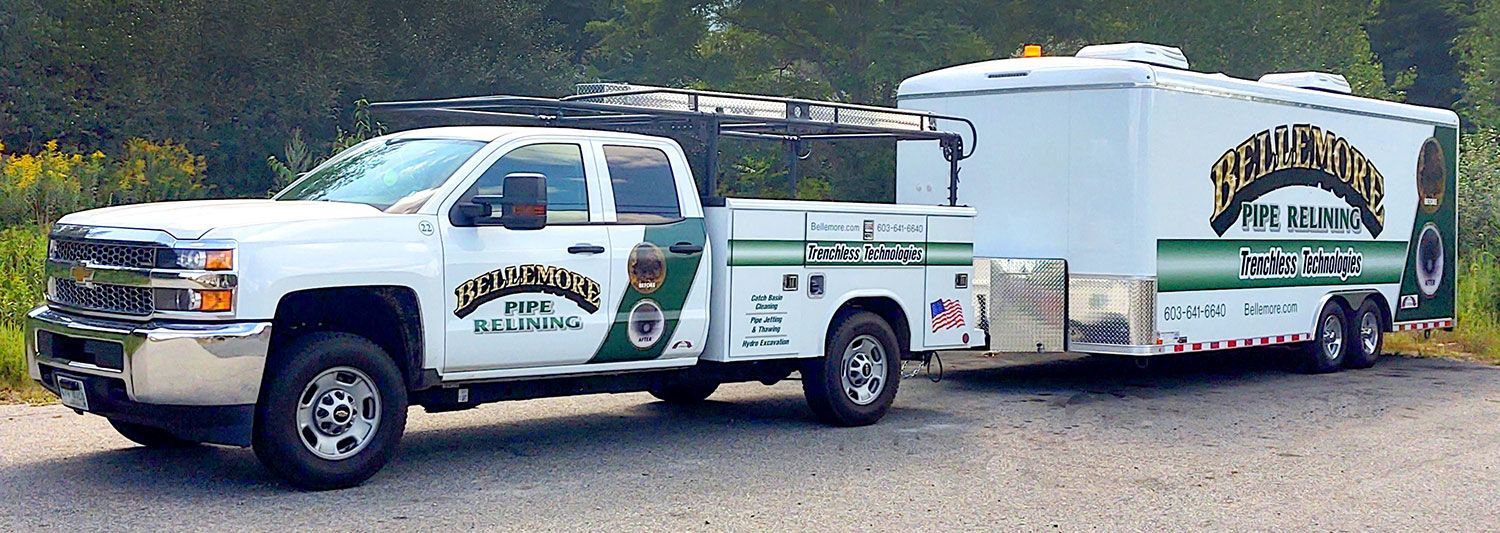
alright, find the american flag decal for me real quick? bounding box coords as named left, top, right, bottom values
left=930, top=298, right=965, bottom=332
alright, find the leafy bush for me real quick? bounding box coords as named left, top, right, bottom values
left=1459, top=129, right=1500, bottom=256
left=0, top=139, right=207, bottom=226
left=0, top=225, right=47, bottom=328
left=0, top=226, right=45, bottom=394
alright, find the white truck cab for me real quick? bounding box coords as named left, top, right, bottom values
left=26, top=88, right=978, bottom=489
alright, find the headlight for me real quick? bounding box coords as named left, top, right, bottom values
left=157, top=249, right=234, bottom=270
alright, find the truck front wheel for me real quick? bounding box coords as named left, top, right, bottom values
left=802, top=311, right=902, bottom=426
left=253, top=332, right=408, bottom=490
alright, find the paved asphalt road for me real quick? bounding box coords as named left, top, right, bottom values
left=3, top=350, right=1499, bottom=531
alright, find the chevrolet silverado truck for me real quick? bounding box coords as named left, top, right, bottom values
left=25, top=87, right=978, bottom=489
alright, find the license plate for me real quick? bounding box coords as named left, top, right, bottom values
left=56, top=375, right=89, bottom=411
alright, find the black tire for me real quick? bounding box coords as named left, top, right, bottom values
left=1298, top=301, right=1348, bottom=374
left=108, top=419, right=196, bottom=448
left=801, top=311, right=901, bottom=427
left=648, top=380, right=719, bottom=404
left=253, top=332, right=408, bottom=491
left=1344, top=300, right=1385, bottom=369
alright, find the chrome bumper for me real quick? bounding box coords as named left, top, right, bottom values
left=25, top=306, right=272, bottom=406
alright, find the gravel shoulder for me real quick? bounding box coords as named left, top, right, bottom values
left=3, top=351, right=1498, bottom=531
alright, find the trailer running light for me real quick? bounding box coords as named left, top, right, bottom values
left=1022, top=44, right=1043, bottom=58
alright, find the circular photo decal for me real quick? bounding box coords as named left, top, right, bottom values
left=1416, top=137, right=1446, bottom=214
left=627, top=299, right=666, bottom=349
left=1417, top=222, right=1444, bottom=298
left=628, top=243, right=667, bottom=295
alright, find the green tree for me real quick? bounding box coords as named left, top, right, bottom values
left=1367, top=0, right=1466, bottom=108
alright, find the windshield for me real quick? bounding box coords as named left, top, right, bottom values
left=277, top=138, right=485, bottom=213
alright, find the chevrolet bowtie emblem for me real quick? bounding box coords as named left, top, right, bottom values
left=69, top=264, right=96, bottom=288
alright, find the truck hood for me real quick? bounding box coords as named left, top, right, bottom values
left=58, top=199, right=386, bottom=240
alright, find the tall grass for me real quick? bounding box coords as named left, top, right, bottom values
left=0, top=226, right=47, bottom=395
left=1388, top=254, right=1500, bottom=360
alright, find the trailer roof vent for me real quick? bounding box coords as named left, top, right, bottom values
left=1257, top=72, right=1352, bottom=94
left=1075, top=43, right=1189, bottom=70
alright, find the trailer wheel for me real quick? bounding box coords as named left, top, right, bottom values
left=253, top=332, right=408, bottom=490
left=108, top=419, right=197, bottom=448
left=1298, top=301, right=1348, bottom=374
left=648, top=380, right=719, bottom=404
left=1344, top=300, right=1384, bottom=369
left=802, top=311, right=901, bottom=426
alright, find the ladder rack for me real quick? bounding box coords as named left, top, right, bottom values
left=370, top=85, right=977, bottom=205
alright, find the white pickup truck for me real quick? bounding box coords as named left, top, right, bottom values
left=25, top=88, right=977, bottom=489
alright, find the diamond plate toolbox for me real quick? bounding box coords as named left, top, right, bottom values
left=972, top=258, right=1068, bottom=352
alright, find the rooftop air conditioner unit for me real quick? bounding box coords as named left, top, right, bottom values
left=1257, top=72, right=1352, bottom=94
left=1075, top=42, right=1189, bottom=70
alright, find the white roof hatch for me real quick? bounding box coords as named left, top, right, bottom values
left=1075, top=43, right=1189, bottom=70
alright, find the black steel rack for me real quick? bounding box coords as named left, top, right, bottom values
left=369, top=84, right=977, bottom=206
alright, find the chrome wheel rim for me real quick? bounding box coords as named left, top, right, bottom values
left=1360, top=311, right=1380, bottom=355
left=1322, top=314, right=1344, bottom=361
left=296, top=366, right=381, bottom=460
left=841, top=334, right=887, bottom=406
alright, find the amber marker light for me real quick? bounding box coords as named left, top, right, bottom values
left=1022, top=44, right=1043, bottom=58
left=198, top=289, right=233, bottom=312
left=204, top=250, right=234, bottom=270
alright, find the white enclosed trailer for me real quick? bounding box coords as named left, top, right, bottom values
left=897, top=43, right=1458, bottom=370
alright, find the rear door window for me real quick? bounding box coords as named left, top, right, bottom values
left=603, top=145, right=681, bottom=223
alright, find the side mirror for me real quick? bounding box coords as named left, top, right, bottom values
left=500, top=172, right=547, bottom=230
left=454, top=197, right=496, bottom=226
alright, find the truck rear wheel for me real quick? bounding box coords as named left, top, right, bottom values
left=1344, top=300, right=1384, bottom=369
left=108, top=419, right=196, bottom=448
left=253, top=332, right=408, bottom=490
left=1298, top=301, right=1348, bottom=374
left=802, top=311, right=901, bottom=427
left=648, top=380, right=719, bottom=404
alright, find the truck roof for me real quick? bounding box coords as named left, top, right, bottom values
left=385, top=125, right=674, bottom=144
left=898, top=56, right=1459, bottom=127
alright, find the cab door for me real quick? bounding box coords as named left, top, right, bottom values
left=589, top=142, right=711, bottom=363
left=440, top=141, right=615, bottom=372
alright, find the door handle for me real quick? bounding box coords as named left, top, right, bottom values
left=568, top=244, right=606, bottom=254
left=669, top=242, right=703, bottom=255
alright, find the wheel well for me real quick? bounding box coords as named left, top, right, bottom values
left=270, top=286, right=424, bottom=390
left=833, top=297, right=912, bottom=354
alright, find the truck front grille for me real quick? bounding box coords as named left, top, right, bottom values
left=50, top=239, right=159, bottom=269
left=51, top=278, right=154, bottom=316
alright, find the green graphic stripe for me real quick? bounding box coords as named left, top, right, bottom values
left=728, top=240, right=971, bottom=266
left=728, top=240, right=805, bottom=266
left=588, top=218, right=705, bottom=364
left=1158, top=239, right=1407, bottom=292
left=927, top=242, right=974, bottom=266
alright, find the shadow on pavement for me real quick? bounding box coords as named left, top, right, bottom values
left=8, top=349, right=1488, bottom=498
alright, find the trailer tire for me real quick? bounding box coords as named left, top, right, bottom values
left=802, top=311, right=901, bottom=427
left=648, top=381, right=719, bottom=404
left=1344, top=300, right=1384, bottom=369
left=108, top=419, right=197, bottom=448
left=253, top=332, right=408, bottom=491
left=1299, top=301, right=1348, bottom=374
